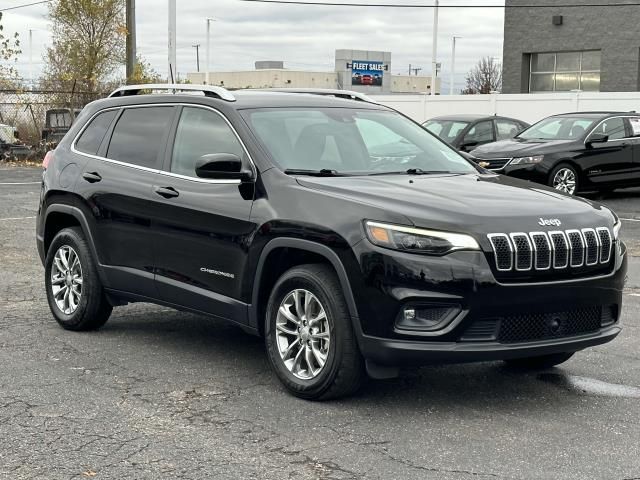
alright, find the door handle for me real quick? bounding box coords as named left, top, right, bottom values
left=82, top=172, right=102, bottom=183
left=154, top=186, right=179, bottom=199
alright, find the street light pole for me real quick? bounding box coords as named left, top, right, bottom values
left=450, top=36, right=462, bottom=95
left=126, top=0, right=136, bottom=83
left=168, top=0, right=176, bottom=83
left=192, top=44, right=201, bottom=72
left=29, top=29, right=33, bottom=88
left=205, top=17, right=215, bottom=84
left=431, top=0, right=439, bottom=95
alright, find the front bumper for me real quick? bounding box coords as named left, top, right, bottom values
left=348, top=239, right=626, bottom=366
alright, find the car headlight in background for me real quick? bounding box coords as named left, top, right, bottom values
left=510, top=155, right=544, bottom=166
left=365, top=221, right=480, bottom=255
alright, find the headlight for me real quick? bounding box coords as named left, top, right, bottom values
left=365, top=221, right=480, bottom=255
left=510, top=155, right=544, bottom=165
left=613, top=219, right=621, bottom=240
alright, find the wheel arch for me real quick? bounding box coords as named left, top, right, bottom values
left=43, top=203, right=106, bottom=284
left=249, top=238, right=359, bottom=337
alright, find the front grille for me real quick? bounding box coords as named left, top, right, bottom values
left=487, top=227, right=612, bottom=275
left=460, top=306, right=613, bottom=343
left=475, top=157, right=511, bottom=170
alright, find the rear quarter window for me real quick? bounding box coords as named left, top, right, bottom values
left=74, top=110, right=117, bottom=155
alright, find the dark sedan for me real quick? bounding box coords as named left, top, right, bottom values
left=423, top=114, right=529, bottom=152
left=469, top=111, right=640, bottom=195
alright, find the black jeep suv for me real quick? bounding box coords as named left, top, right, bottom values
left=37, top=85, right=626, bottom=400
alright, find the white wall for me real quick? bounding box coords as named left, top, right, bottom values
left=370, top=92, right=640, bottom=125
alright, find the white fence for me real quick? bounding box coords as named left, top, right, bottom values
left=370, top=92, right=640, bottom=125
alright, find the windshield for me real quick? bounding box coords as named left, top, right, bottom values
left=517, top=116, right=596, bottom=141
left=243, top=108, right=477, bottom=175
left=423, top=119, right=470, bottom=143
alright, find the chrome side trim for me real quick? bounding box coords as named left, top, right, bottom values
left=70, top=103, right=256, bottom=185
left=510, top=232, right=533, bottom=272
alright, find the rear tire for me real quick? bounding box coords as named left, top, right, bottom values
left=45, top=227, right=112, bottom=331
left=504, top=352, right=575, bottom=370
left=264, top=264, right=365, bottom=400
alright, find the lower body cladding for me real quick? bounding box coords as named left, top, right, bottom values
left=350, top=241, right=627, bottom=367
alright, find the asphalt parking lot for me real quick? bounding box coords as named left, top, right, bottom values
left=1, top=165, right=639, bottom=480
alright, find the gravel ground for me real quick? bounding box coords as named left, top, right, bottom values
left=1, top=165, right=639, bottom=480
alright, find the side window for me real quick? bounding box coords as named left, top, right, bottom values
left=463, top=120, right=494, bottom=145
left=591, top=118, right=626, bottom=141
left=495, top=119, right=521, bottom=140
left=628, top=117, right=640, bottom=138
left=75, top=110, right=117, bottom=155
left=171, top=107, right=245, bottom=177
left=106, top=107, right=175, bottom=169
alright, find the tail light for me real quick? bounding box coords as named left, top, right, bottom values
left=43, top=150, right=55, bottom=169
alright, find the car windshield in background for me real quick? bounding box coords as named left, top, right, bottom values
left=423, top=120, right=470, bottom=143
left=243, top=108, right=476, bottom=175
left=517, top=116, right=596, bottom=141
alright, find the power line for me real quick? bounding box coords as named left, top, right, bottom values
left=0, top=0, right=52, bottom=12
left=237, top=0, right=640, bottom=7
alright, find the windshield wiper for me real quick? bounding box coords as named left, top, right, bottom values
left=366, top=169, right=456, bottom=176
left=284, top=168, right=343, bottom=177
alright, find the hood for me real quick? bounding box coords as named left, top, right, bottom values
left=296, top=173, right=614, bottom=234
left=470, top=138, right=578, bottom=159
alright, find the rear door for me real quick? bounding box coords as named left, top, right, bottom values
left=149, top=105, right=256, bottom=321
left=579, top=116, right=634, bottom=186
left=75, top=105, right=177, bottom=297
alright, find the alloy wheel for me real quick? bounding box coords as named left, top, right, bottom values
left=553, top=168, right=577, bottom=195
left=50, top=245, right=83, bottom=315
left=275, top=289, right=331, bottom=380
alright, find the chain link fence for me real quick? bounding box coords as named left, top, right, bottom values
left=0, top=89, right=107, bottom=162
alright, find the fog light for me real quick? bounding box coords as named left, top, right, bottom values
left=396, top=304, right=461, bottom=332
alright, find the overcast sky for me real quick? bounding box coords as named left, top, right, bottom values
left=1, top=0, right=505, bottom=92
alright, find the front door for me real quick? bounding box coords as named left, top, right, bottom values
left=579, top=117, right=634, bottom=186
left=150, top=105, right=256, bottom=321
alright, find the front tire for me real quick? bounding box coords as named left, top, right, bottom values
left=264, top=264, right=365, bottom=400
left=45, top=227, right=112, bottom=331
left=549, top=164, right=579, bottom=195
left=504, top=352, right=575, bottom=370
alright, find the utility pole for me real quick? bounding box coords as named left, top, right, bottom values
left=205, top=17, right=215, bottom=84
left=125, top=0, right=136, bottom=83
left=168, top=0, right=176, bottom=83
left=192, top=44, right=201, bottom=72
left=450, top=36, right=462, bottom=95
left=28, top=29, right=33, bottom=88
left=431, top=0, right=439, bottom=95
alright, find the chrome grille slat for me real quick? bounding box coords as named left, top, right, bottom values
left=487, top=227, right=612, bottom=273
left=510, top=233, right=533, bottom=271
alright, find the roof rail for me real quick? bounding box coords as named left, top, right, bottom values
left=260, top=88, right=379, bottom=104
left=108, top=84, right=236, bottom=102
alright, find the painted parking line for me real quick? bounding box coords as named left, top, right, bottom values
left=0, top=216, right=36, bottom=222
left=0, top=182, right=41, bottom=185
left=621, top=218, right=640, bottom=222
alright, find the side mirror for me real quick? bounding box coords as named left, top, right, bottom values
left=586, top=133, right=608, bottom=147
left=460, top=141, right=479, bottom=151
left=195, top=153, right=252, bottom=181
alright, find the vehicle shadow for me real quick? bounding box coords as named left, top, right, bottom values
left=95, top=306, right=591, bottom=410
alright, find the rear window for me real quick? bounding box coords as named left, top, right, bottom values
left=75, top=110, right=117, bottom=155
left=106, top=107, right=174, bottom=169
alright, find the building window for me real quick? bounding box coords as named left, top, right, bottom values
left=529, top=51, right=601, bottom=92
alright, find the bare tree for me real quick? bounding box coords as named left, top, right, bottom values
left=462, top=57, right=502, bottom=94
left=0, top=12, right=21, bottom=89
